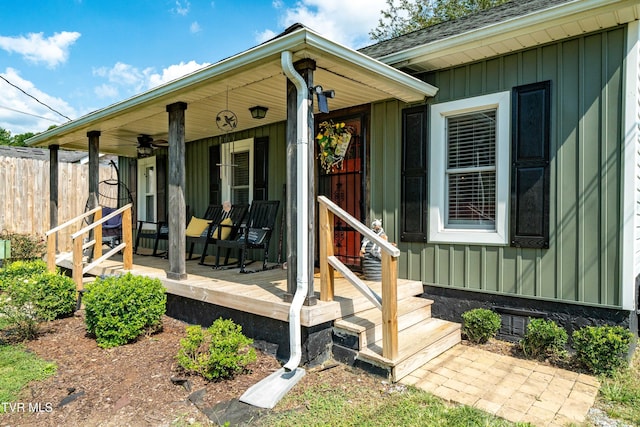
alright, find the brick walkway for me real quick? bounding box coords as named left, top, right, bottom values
left=400, top=345, right=600, bottom=427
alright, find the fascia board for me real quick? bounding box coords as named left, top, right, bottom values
left=377, top=0, right=632, bottom=69
left=28, top=27, right=436, bottom=146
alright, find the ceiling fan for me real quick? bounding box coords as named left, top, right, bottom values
left=136, top=134, right=168, bottom=158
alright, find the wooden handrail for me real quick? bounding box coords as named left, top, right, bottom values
left=317, top=195, right=399, bottom=360
left=45, top=206, right=101, bottom=237
left=46, top=206, right=102, bottom=272
left=46, top=204, right=133, bottom=295
left=71, top=204, right=132, bottom=239
left=318, top=196, right=400, bottom=257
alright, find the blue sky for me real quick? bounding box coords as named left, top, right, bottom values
left=0, top=0, right=387, bottom=136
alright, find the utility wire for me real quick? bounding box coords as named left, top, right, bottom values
left=0, top=105, right=62, bottom=123
left=0, top=74, right=72, bottom=122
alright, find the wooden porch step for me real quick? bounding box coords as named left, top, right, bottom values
left=332, top=293, right=461, bottom=383
left=334, top=297, right=433, bottom=348
left=358, top=317, right=461, bottom=382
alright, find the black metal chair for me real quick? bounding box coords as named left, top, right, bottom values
left=198, top=204, right=249, bottom=266
left=213, top=200, right=280, bottom=273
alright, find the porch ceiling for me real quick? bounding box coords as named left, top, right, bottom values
left=27, top=26, right=437, bottom=158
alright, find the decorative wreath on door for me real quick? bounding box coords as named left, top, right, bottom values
left=316, top=120, right=353, bottom=172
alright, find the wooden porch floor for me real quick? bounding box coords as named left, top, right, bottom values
left=75, top=253, right=424, bottom=328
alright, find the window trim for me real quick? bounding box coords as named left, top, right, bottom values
left=220, top=137, right=254, bottom=204
left=137, top=156, right=157, bottom=229
left=429, top=91, right=510, bottom=245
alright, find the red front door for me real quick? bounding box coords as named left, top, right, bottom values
left=317, top=112, right=367, bottom=269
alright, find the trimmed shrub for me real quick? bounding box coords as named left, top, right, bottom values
left=520, top=318, right=568, bottom=360
left=572, top=325, right=634, bottom=376
left=0, top=269, right=76, bottom=341
left=1, top=233, right=46, bottom=262
left=0, top=259, right=48, bottom=291
left=176, top=318, right=257, bottom=381
left=461, top=308, right=501, bottom=344
left=83, top=273, right=166, bottom=348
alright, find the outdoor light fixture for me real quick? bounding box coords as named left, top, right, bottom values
left=137, top=135, right=154, bottom=158
left=311, top=85, right=335, bottom=113
left=249, top=105, right=268, bottom=119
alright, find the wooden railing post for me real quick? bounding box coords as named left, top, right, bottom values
left=93, top=208, right=103, bottom=260
left=317, top=195, right=400, bottom=360
left=46, top=233, right=56, bottom=272
left=72, top=235, right=84, bottom=294
left=122, top=207, right=133, bottom=270
left=318, top=203, right=335, bottom=301
left=381, top=252, right=398, bottom=360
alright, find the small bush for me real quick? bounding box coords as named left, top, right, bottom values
left=0, top=259, right=48, bottom=291
left=83, top=273, right=166, bottom=348
left=520, top=318, right=568, bottom=360
left=572, top=325, right=634, bottom=376
left=176, top=318, right=257, bottom=381
left=0, top=268, right=76, bottom=341
left=1, top=233, right=46, bottom=262
left=461, top=308, right=501, bottom=344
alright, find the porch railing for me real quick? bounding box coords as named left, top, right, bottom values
left=317, top=195, right=401, bottom=360
left=45, top=204, right=133, bottom=292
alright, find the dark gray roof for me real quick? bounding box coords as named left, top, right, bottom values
left=359, top=0, right=573, bottom=59
left=0, top=145, right=87, bottom=162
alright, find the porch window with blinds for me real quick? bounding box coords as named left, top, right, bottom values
left=446, top=110, right=496, bottom=229
left=429, top=91, right=510, bottom=245
left=231, top=151, right=250, bottom=205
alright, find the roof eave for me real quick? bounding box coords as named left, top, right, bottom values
left=376, top=0, right=632, bottom=69
left=27, top=26, right=437, bottom=147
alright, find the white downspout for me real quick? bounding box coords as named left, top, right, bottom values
left=281, top=50, right=309, bottom=372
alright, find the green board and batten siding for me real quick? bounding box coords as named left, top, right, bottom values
left=183, top=122, right=287, bottom=216
left=182, top=121, right=288, bottom=259
left=371, top=27, right=626, bottom=308
left=121, top=122, right=288, bottom=257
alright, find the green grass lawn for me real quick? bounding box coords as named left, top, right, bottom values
left=258, top=376, right=532, bottom=427
left=596, top=351, right=640, bottom=426
left=0, top=343, right=57, bottom=410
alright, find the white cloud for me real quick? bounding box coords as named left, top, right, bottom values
left=190, top=21, right=202, bottom=34
left=146, top=61, right=210, bottom=88
left=262, top=0, right=387, bottom=48
left=0, top=67, right=76, bottom=134
left=172, top=0, right=190, bottom=16
left=255, top=29, right=277, bottom=44
left=92, top=62, right=153, bottom=96
left=94, top=83, right=119, bottom=99
left=0, top=31, right=81, bottom=68
left=92, top=60, right=210, bottom=100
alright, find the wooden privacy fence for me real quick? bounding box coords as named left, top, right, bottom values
left=0, top=155, right=111, bottom=252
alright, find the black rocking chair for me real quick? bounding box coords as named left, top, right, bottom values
left=214, top=200, right=280, bottom=273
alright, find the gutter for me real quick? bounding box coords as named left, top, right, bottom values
left=27, top=26, right=436, bottom=147
left=280, top=50, right=309, bottom=372
left=377, top=0, right=630, bottom=69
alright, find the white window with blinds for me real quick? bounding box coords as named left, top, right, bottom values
left=221, top=137, right=253, bottom=206
left=429, top=91, right=510, bottom=245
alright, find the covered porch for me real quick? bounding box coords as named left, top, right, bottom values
left=33, top=24, right=456, bottom=383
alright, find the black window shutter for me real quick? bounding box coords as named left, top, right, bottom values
left=510, top=81, right=551, bottom=249
left=253, top=136, right=269, bottom=201
left=209, top=145, right=221, bottom=204
left=401, top=105, right=428, bottom=242
left=156, top=152, right=167, bottom=222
